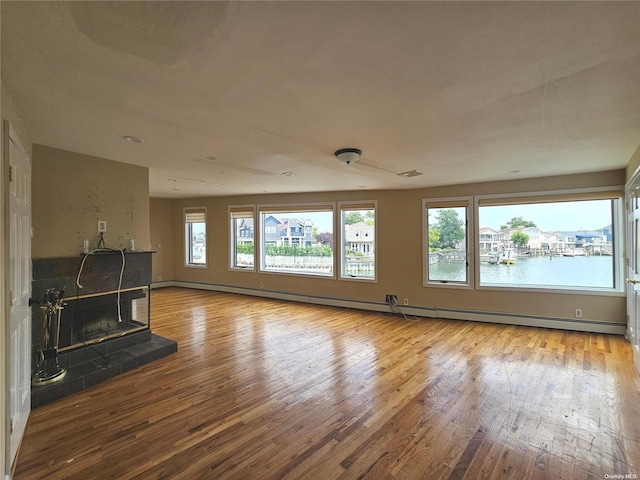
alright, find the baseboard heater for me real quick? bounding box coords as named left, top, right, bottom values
left=153, top=281, right=626, bottom=335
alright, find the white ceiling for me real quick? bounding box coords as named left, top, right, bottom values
left=2, top=1, right=640, bottom=198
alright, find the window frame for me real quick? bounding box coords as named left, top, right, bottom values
left=423, top=196, right=474, bottom=289
left=229, top=205, right=256, bottom=272
left=474, top=187, right=624, bottom=295
left=184, top=207, right=207, bottom=268
left=339, top=200, right=378, bottom=282
left=258, top=202, right=336, bottom=278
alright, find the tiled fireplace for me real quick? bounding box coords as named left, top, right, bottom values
left=31, top=251, right=176, bottom=407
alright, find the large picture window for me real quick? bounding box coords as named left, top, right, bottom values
left=259, top=205, right=334, bottom=276
left=424, top=198, right=471, bottom=286
left=340, top=201, right=376, bottom=280
left=230, top=206, right=255, bottom=270
left=477, top=192, right=622, bottom=290
left=185, top=207, right=206, bottom=267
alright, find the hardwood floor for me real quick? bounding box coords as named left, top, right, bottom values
left=14, top=287, right=640, bottom=479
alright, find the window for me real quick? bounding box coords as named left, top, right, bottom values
left=477, top=191, right=622, bottom=291
left=424, top=198, right=471, bottom=286
left=230, top=206, right=255, bottom=270
left=259, top=205, right=334, bottom=276
left=185, top=207, right=206, bottom=266
left=340, top=202, right=376, bottom=280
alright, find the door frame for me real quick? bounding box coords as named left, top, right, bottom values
left=625, top=166, right=640, bottom=375
left=1, top=123, right=9, bottom=479
left=3, top=120, right=32, bottom=478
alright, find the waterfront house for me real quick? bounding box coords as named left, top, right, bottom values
left=478, top=227, right=501, bottom=252
left=555, top=230, right=609, bottom=254
left=344, top=222, right=375, bottom=256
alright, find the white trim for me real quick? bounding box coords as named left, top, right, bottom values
left=257, top=202, right=336, bottom=278
left=228, top=204, right=256, bottom=272
left=183, top=206, right=207, bottom=268
left=151, top=281, right=175, bottom=289
left=473, top=190, right=624, bottom=293
left=476, top=283, right=625, bottom=297
left=338, top=200, right=378, bottom=282
left=625, top=169, right=640, bottom=374
left=159, top=281, right=626, bottom=335
left=257, top=201, right=336, bottom=212
left=423, top=196, right=474, bottom=289
left=1, top=122, right=9, bottom=480
left=474, top=185, right=624, bottom=204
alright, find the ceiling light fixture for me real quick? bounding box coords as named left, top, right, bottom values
left=334, top=148, right=362, bottom=165
left=122, top=135, right=144, bottom=143
left=282, top=171, right=294, bottom=176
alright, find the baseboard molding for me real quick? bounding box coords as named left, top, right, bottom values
left=153, top=280, right=626, bottom=335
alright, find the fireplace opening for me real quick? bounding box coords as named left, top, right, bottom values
left=59, top=287, right=149, bottom=351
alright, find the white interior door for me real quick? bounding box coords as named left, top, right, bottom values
left=6, top=122, right=31, bottom=469
left=626, top=173, right=640, bottom=374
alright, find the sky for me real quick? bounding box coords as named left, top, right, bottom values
left=282, top=211, right=334, bottom=232
left=478, top=200, right=613, bottom=232
left=195, top=200, right=614, bottom=237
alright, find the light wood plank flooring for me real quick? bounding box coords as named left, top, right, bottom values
left=15, top=287, right=640, bottom=479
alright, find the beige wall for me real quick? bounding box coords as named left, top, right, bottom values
left=32, top=145, right=150, bottom=258
left=154, top=169, right=626, bottom=325
left=1, top=80, right=33, bottom=159
left=150, top=198, right=175, bottom=282
left=626, top=144, right=640, bottom=181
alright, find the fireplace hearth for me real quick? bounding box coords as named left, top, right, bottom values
left=31, top=251, right=176, bottom=407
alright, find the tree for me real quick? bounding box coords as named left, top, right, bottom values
left=428, top=226, right=441, bottom=250
left=315, top=232, right=333, bottom=246
left=511, top=231, right=529, bottom=249
left=435, top=209, right=465, bottom=249
left=501, top=217, right=537, bottom=230
left=237, top=242, right=254, bottom=254
left=344, top=211, right=364, bottom=225
left=365, top=210, right=375, bottom=225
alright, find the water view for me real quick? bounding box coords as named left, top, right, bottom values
left=430, top=255, right=614, bottom=288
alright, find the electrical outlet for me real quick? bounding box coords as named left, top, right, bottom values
left=157, top=276, right=162, bottom=282
left=157, top=243, right=162, bottom=249
left=260, top=282, right=264, bottom=288
left=385, top=294, right=397, bottom=304
left=403, top=298, right=409, bottom=305
left=97, top=220, right=107, bottom=232
left=575, top=308, right=583, bottom=318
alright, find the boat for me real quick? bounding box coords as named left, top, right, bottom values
left=563, top=248, right=586, bottom=257
left=499, top=249, right=516, bottom=265
left=480, top=254, right=499, bottom=264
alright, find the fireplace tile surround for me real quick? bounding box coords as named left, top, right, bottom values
left=31, top=251, right=177, bottom=407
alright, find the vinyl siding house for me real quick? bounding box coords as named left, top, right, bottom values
left=478, top=227, right=501, bottom=252
left=237, top=219, right=254, bottom=245
left=264, top=216, right=314, bottom=247
left=344, top=222, right=375, bottom=255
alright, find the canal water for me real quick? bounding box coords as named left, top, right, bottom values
left=430, top=255, right=614, bottom=288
